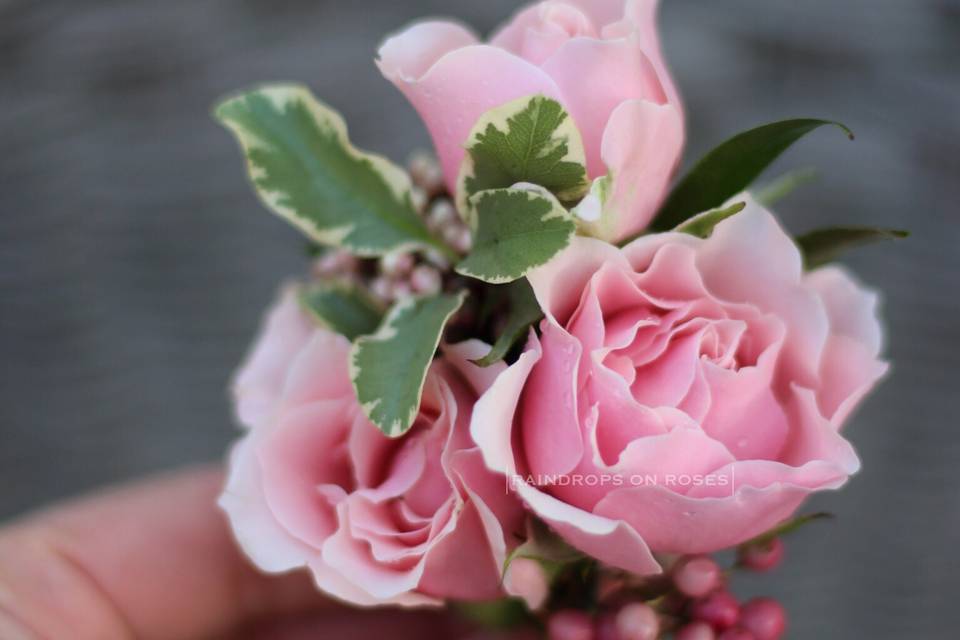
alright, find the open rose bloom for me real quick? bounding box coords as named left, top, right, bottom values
left=471, top=197, right=887, bottom=573
left=215, top=0, right=897, bottom=632
left=221, top=289, right=524, bottom=605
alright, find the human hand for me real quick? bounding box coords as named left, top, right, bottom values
left=0, top=466, right=535, bottom=640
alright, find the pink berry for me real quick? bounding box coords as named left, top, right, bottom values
left=548, top=610, right=594, bottom=640
left=739, top=538, right=784, bottom=572
left=739, top=598, right=786, bottom=640
left=615, top=603, right=659, bottom=640
left=410, top=265, right=442, bottom=295
left=380, top=251, right=414, bottom=277
left=594, top=614, right=620, bottom=640
left=676, top=621, right=716, bottom=640
left=691, top=590, right=740, bottom=631
left=717, top=629, right=755, bottom=640
left=673, top=555, right=723, bottom=598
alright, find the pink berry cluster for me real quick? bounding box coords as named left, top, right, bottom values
left=311, top=152, right=471, bottom=306
left=546, top=538, right=787, bottom=640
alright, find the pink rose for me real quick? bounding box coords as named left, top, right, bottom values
left=220, top=289, right=524, bottom=605
left=377, top=0, right=684, bottom=241
left=471, top=197, right=888, bottom=574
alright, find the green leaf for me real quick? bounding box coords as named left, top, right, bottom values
left=457, top=95, right=588, bottom=224
left=473, top=279, right=543, bottom=367
left=797, top=226, right=909, bottom=268
left=456, top=188, right=576, bottom=284
left=298, top=281, right=382, bottom=340
left=215, top=84, right=451, bottom=258
left=675, top=201, right=747, bottom=238
left=652, top=119, right=853, bottom=230
left=350, top=291, right=466, bottom=437
left=742, top=512, right=834, bottom=548
left=755, top=167, right=818, bottom=206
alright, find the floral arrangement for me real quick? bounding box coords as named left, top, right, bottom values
left=215, top=2, right=905, bottom=638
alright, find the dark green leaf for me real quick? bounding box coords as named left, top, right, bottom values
left=215, top=84, right=451, bottom=258
left=456, top=188, right=576, bottom=284
left=754, top=167, right=818, bottom=206
left=350, top=292, right=465, bottom=437
left=457, top=95, right=588, bottom=223
left=473, top=279, right=543, bottom=367
left=797, top=226, right=909, bottom=268
left=652, top=119, right=853, bottom=230
left=298, top=281, right=382, bottom=340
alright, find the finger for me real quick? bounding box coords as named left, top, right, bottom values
left=0, top=465, right=331, bottom=639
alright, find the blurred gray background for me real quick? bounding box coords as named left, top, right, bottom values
left=1, top=0, right=958, bottom=637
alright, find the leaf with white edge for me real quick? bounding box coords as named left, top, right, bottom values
left=350, top=291, right=466, bottom=437
left=797, top=226, right=909, bottom=269
left=675, top=201, right=747, bottom=239
left=755, top=167, right=818, bottom=206
left=652, top=119, right=854, bottom=231
left=457, top=95, right=588, bottom=225
left=456, top=188, right=576, bottom=284
left=215, top=84, right=451, bottom=258
left=299, top=281, right=382, bottom=340
left=473, top=279, right=543, bottom=367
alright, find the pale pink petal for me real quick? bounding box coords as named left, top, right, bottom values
left=594, top=481, right=813, bottom=554
left=308, top=559, right=439, bottom=608
left=806, top=265, right=884, bottom=355
left=441, top=340, right=508, bottom=396
left=779, top=384, right=862, bottom=474
left=514, top=481, right=661, bottom=575
left=376, top=20, right=478, bottom=81
left=232, top=285, right=314, bottom=430
left=620, top=0, right=682, bottom=109
left=527, top=236, right=632, bottom=326
left=377, top=42, right=562, bottom=190
left=522, top=324, right=585, bottom=477
left=258, top=401, right=353, bottom=549
left=419, top=502, right=504, bottom=600
left=696, top=197, right=830, bottom=386
left=600, top=100, right=684, bottom=241
left=817, top=335, right=889, bottom=425
left=218, top=436, right=314, bottom=572
left=278, top=330, right=354, bottom=411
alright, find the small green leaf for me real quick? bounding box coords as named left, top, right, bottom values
left=797, top=226, right=909, bottom=268
left=755, top=167, right=818, bottom=206
left=503, top=518, right=585, bottom=581
left=675, top=201, right=747, bottom=239
left=456, top=188, right=576, bottom=284
left=298, top=281, right=382, bottom=340
left=457, top=95, right=588, bottom=224
left=350, top=291, right=466, bottom=437
left=473, top=279, right=543, bottom=367
left=215, top=84, right=451, bottom=258
left=652, top=119, right=853, bottom=230
left=742, top=512, right=834, bottom=549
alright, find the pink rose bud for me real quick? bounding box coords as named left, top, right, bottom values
left=738, top=538, right=784, bottom=572
left=377, top=0, right=685, bottom=241
left=691, top=590, right=740, bottom=631
left=503, top=557, right=549, bottom=611
left=615, top=603, right=659, bottom=640
left=673, top=555, right=723, bottom=598
left=717, top=629, right=755, bottom=640
left=676, top=621, right=717, bottom=640
left=548, top=610, right=594, bottom=640
left=739, top=598, right=786, bottom=640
